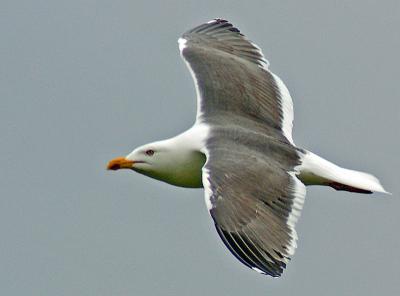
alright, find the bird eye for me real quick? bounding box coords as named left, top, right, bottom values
left=145, top=149, right=155, bottom=156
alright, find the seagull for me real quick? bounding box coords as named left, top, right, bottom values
left=107, top=19, right=387, bottom=277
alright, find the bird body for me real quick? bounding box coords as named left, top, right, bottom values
left=107, top=19, right=387, bottom=277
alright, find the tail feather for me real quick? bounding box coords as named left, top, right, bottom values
left=297, top=151, right=388, bottom=194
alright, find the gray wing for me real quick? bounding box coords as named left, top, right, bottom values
left=179, top=19, right=294, bottom=144
left=202, top=127, right=306, bottom=277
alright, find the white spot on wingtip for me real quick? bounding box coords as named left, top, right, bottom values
left=178, top=38, right=187, bottom=53
left=252, top=267, right=265, bottom=274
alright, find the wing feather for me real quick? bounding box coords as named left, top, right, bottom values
left=179, top=19, right=294, bottom=144
left=202, top=128, right=305, bottom=276
left=181, top=19, right=305, bottom=277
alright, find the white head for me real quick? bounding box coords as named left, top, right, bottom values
left=107, top=139, right=206, bottom=188
left=108, top=140, right=173, bottom=177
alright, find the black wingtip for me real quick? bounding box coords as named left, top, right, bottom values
left=215, top=224, right=286, bottom=277
left=212, top=18, right=228, bottom=23
left=184, top=18, right=244, bottom=37
left=209, top=18, right=241, bottom=33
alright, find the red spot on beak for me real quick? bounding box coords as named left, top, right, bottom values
left=107, top=157, right=134, bottom=170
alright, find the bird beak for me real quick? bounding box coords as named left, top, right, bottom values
left=107, top=157, right=135, bottom=170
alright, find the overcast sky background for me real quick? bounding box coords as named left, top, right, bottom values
left=1, top=1, right=399, bottom=295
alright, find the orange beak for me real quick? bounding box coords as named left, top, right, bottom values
left=107, top=157, right=135, bottom=170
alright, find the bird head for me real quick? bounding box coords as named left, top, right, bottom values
left=107, top=142, right=163, bottom=173
left=107, top=138, right=205, bottom=188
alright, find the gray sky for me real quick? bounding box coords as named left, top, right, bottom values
left=1, top=1, right=399, bottom=295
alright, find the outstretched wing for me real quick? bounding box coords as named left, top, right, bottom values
left=202, top=128, right=306, bottom=276
left=179, top=19, right=295, bottom=144
left=179, top=19, right=305, bottom=276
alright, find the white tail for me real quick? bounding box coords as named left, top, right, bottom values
left=297, top=151, right=388, bottom=194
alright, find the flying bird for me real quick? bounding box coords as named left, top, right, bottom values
left=107, top=19, right=387, bottom=277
